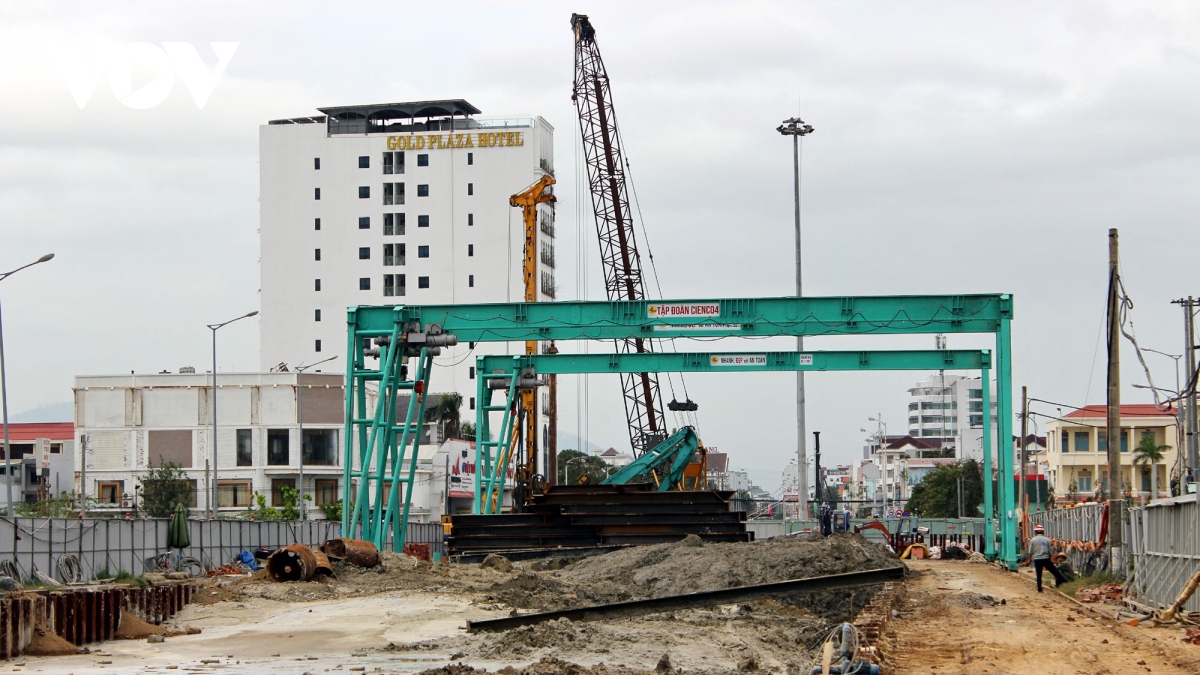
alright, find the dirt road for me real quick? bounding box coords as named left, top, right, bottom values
left=884, top=559, right=1200, bottom=675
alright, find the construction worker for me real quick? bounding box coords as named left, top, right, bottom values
left=1030, top=524, right=1067, bottom=592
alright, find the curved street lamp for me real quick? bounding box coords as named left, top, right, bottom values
left=0, top=254, right=54, bottom=516
left=207, top=310, right=258, bottom=518
left=295, top=355, right=337, bottom=519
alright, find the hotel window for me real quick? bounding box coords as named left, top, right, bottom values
left=383, top=152, right=393, bottom=174
left=236, top=429, right=253, bottom=467
left=384, top=182, right=405, bottom=205
left=468, top=244, right=474, bottom=257
left=467, top=183, right=474, bottom=195
left=1074, top=432, right=1089, bottom=452
left=314, top=158, right=320, bottom=170
left=314, top=249, right=321, bottom=261
left=417, top=184, right=429, bottom=197
left=418, top=215, right=429, bottom=228
left=359, top=277, right=371, bottom=290
left=395, top=213, right=407, bottom=235
left=359, top=247, right=370, bottom=260
left=359, top=216, right=370, bottom=229
left=469, top=367, right=475, bottom=380
left=469, top=274, right=474, bottom=287
left=314, top=309, right=321, bottom=321
left=418, top=276, right=429, bottom=289
left=314, top=279, right=321, bottom=291
left=314, top=187, right=321, bottom=200
left=396, top=274, right=406, bottom=296
left=358, top=156, right=369, bottom=169
left=383, top=274, right=395, bottom=297
left=314, top=218, right=321, bottom=231
left=217, top=481, right=253, bottom=508
left=358, top=186, right=370, bottom=199
left=315, top=339, right=321, bottom=352
left=467, top=152, right=473, bottom=165
left=468, top=213, right=474, bottom=226
left=470, top=397, right=476, bottom=410
left=418, top=245, right=429, bottom=258
left=417, top=154, right=429, bottom=167
left=383, top=213, right=395, bottom=235
left=384, top=243, right=404, bottom=266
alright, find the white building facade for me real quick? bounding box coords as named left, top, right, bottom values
left=73, top=371, right=462, bottom=521
left=906, top=374, right=998, bottom=461
left=259, top=100, right=555, bottom=451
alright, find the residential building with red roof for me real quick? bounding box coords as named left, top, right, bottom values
left=1044, top=404, right=1178, bottom=503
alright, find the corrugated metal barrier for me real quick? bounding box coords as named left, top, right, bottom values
left=1126, top=497, right=1200, bottom=612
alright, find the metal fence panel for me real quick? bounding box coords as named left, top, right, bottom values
left=1126, top=499, right=1200, bottom=612
left=0, top=517, right=356, bottom=582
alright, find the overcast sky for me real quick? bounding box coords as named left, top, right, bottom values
left=2, top=2, right=1198, bottom=493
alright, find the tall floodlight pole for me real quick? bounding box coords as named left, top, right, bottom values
left=294, top=355, right=336, bottom=520
left=0, top=254, right=54, bottom=517
left=207, top=310, right=258, bottom=519
left=778, top=116, right=814, bottom=518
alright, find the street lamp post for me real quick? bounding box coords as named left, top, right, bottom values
left=294, top=356, right=336, bottom=520
left=562, top=456, right=586, bottom=484
left=0, top=253, right=54, bottom=517
left=207, top=310, right=258, bottom=519
left=777, top=116, right=814, bottom=519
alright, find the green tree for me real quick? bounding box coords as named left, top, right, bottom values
left=426, top=393, right=464, bottom=440
left=557, top=449, right=615, bottom=484
left=319, top=498, right=343, bottom=522
left=138, top=462, right=194, bottom=517
left=1132, top=431, right=1170, bottom=500
left=460, top=421, right=476, bottom=441
left=905, top=460, right=983, bottom=518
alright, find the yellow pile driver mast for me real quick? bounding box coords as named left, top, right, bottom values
left=508, top=174, right=556, bottom=508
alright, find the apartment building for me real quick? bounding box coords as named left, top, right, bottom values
left=906, top=374, right=999, bottom=461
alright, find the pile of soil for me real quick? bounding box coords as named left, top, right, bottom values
left=233, top=549, right=523, bottom=603
left=490, top=533, right=900, bottom=612
left=25, top=624, right=78, bottom=657
left=417, top=656, right=651, bottom=675
left=114, top=609, right=165, bottom=639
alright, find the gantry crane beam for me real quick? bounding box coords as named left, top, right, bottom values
left=344, top=292, right=1018, bottom=569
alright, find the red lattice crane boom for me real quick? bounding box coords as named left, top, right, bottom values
left=571, top=13, right=667, bottom=456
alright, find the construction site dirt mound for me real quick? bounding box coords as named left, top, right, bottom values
left=114, top=609, right=166, bottom=639
left=417, top=656, right=650, bottom=675
left=25, top=624, right=78, bottom=656
left=229, top=548, right=526, bottom=603
left=501, top=533, right=900, bottom=611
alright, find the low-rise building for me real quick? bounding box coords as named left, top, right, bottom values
left=73, top=371, right=455, bottom=519
left=0, top=422, right=75, bottom=506
left=1044, top=405, right=1178, bottom=503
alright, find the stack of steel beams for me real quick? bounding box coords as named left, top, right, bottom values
left=449, top=484, right=751, bottom=558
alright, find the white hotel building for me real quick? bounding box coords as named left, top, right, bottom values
left=259, top=99, right=555, bottom=435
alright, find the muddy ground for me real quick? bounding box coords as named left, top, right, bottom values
left=20, top=534, right=902, bottom=675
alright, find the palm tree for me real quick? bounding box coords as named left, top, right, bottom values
left=1132, top=431, right=1171, bottom=501
left=425, top=393, right=463, bottom=441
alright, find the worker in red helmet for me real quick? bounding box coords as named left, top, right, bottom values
left=1029, top=524, right=1067, bottom=592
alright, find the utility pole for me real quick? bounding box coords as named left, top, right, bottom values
left=778, top=116, right=814, bottom=518
left=1106, top=228, right=1122, bottom=549
left=813, top=431, right=822, bottom=505
left=1018, top=386, right=1028, bottom=522
left=1174, top=297, right=1199, bottom=493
